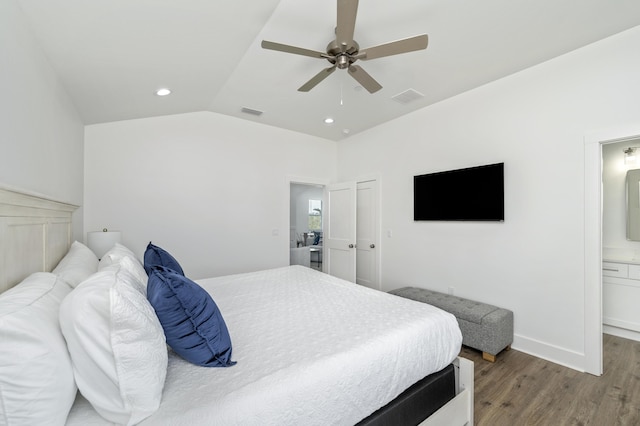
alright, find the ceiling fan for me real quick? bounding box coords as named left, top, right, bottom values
left=261, top=0, right=428, bottom=94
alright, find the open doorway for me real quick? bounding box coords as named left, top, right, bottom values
left=601, top=140, right=640, bottom=343
left=290, top=182, right=324, bottom=272
left=585, top=125, right=640, bottom=376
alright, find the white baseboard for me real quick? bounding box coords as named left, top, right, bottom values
left=512, top=334, right=587, bottom=372
left=603, top=325, right=640, bottom=342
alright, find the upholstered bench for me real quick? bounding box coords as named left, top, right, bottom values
left=389, top=287, right=513, bottom=362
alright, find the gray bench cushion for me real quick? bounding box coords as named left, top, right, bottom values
left=388, top=287, right=500, bottom=324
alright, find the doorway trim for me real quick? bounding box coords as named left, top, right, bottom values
left=584, top=124, right=640, bottom=376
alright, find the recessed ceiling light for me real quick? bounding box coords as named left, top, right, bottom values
left=324, top=117, right=334, bottom=125
left=156, top=88, right=171, bottom=96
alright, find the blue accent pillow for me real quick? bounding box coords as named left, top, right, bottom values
left=143, top=242, right=184, bottom=276
left=147, top=266, right=236, bottom=367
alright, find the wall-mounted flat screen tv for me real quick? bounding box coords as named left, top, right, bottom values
left=414, top=162, right=504, bottom=221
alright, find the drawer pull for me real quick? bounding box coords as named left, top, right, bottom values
left=603, top=268, right=619, bottom=272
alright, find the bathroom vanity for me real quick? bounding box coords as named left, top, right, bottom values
left=603, top=257, right=640, bottom=341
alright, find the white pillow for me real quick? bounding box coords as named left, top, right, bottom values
left=98, top=242, right=137, bottom=268
left=0, top=273, right=77, bottom=425
left=99, top=243, right=148, bottom=286
left=59, top=266, right=167, bottom=425
left=52, top=241, right=99, bottom=287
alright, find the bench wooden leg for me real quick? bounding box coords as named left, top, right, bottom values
left=482, top=352, right=496, bottom=363
left=482, top=345, right=510, bottom=362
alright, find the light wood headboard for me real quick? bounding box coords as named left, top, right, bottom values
left=0, top=186, right=78, bottom=293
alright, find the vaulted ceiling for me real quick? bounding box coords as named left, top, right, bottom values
left=16, top=0, right=640, bottom=140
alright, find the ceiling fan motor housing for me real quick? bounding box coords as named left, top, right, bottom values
left=327, top=40, right=359, bottom=68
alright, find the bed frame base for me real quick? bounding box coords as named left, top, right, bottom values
left=420, top=357, right=474, bottom=426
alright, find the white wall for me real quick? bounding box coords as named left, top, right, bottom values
left=336, top=26, right=640, bottom=371
left=602, top=139, right=640, bottom=256
left=0, top=0, right=84, bottom=239
left=84, top=111, right=336, bottom=279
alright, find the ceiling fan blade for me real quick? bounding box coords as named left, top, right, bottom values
left=336, top=0, right=359, bottom=51
left=357, top=34, right=428, bottom=60
left=261, top=40, right=327, bottom=59
left=347, top=65, right=382, bottom=93
left=298, top=66, right=337, bottom=92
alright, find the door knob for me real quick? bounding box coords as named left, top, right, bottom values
left=348, top=244, right=354, bottom=248
left=370, top=244, right=375, bottom=248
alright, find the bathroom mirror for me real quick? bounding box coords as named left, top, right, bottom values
left=627, top=169, right=640, bottom=240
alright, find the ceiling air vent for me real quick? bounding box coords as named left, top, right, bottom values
left=241, top=107, right=264, bottom=116
left=391, top=89, right=424, bottom=105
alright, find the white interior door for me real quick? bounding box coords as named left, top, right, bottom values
left=326, top=182, right=356, bottom=282
left=356, top=180, right=379, bottom=289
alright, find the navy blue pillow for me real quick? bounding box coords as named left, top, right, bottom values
left=147, top=266, right=236, bottom=367
left=143, top=242, right=184, bottom=276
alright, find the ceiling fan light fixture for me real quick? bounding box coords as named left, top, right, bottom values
left=336, top=55, right=350, bottom=69
left=156, top=88, right=171, bottom=96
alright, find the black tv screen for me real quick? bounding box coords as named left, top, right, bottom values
left=414, top=163, right=504, bottom=221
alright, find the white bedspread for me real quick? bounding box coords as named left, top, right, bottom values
left=66, top=266, right=462, bottom=425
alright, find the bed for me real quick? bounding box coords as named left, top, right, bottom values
left=0, top=186, right=474, bottom=426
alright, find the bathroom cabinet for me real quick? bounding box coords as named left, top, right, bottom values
left=603, top=260, right=640, bottom=341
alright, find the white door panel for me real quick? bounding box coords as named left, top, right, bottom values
left=326, top=182, right=356, bottom=282
left=356, top=180, right=379, bottom=289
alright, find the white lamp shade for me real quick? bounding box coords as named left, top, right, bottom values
left=87, top=230, right=122, bottom=259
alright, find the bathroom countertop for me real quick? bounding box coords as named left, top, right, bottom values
left=602, top=247, right=640, bottom=265
left=603, top=257, right=640, bottom=265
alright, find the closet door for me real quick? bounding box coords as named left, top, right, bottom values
left=356, top=180, right=379, bottom=289
left=325, top=182, right=356, bottom=282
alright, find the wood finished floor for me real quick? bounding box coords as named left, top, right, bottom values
left=459, top=334, right=640, bottom=425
